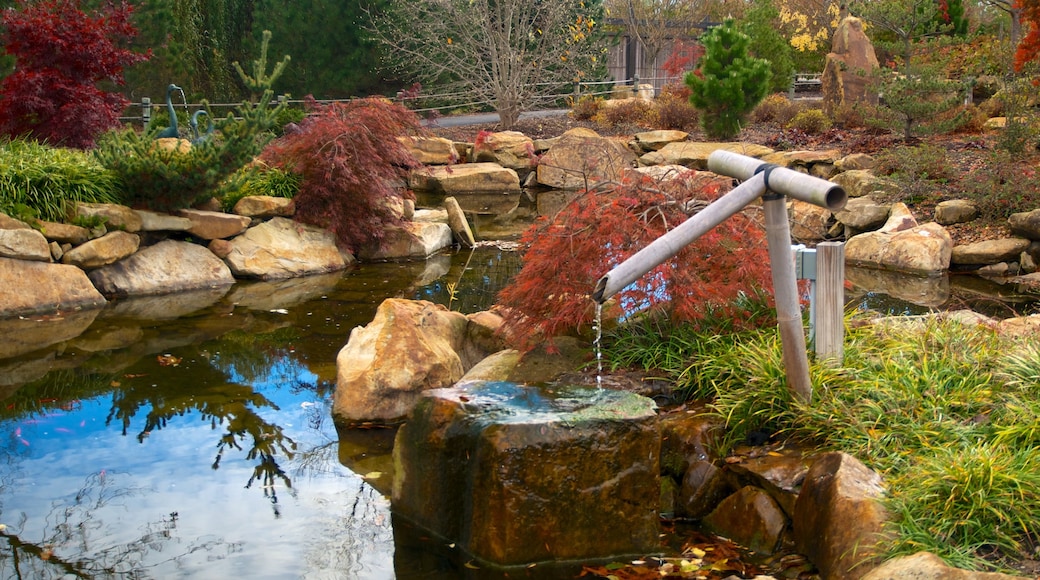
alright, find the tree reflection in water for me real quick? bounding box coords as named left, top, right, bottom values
left=0, top=469, right=234, bottom=579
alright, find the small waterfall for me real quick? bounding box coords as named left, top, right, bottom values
left=593, top=302, right=603, bottom=388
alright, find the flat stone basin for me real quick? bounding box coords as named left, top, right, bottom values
left=391, top=380, right=661, bottom=569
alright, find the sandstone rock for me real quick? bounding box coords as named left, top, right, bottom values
left=835, top=197, right=891, bottom=233
left=536, top=128, right=638, bottom=189
left=952, top=238, right=1031, bottom=266
left=398, top=136, right=459, bottom=165
left=224, top=217, right=349, bottom=279
left=444, top=196, right=476, bottom=247
left=760, top=149, right=842, bottom=168
left=74, top=202, right=143, bottom=232
left=794, top=452, right=890, bottom=580
left=471, top=130, right=536, bottom=171
left=410, top=162, right=521, bottom=194
left=835, top=153, right=875, bottom=171
left=461, top=309, right=509, bottom=366
left=996, top=313, right=1040, bottom=338
left=933, top=199, right=978, bottom=226
left=821, top=17, right=880, bottom=117
left=458, top=349, right=522, bottom=382
left=726, top=449, right=815, bottom=517
left=861, top=552, right=1025, bottom=580
left=634, top=130, right=689, bottom=152
left=176, top=208, right=251, bottom=240
left=392, top=381, right=661, bottom=566
left=134, top=210, right=193, bottom=232
left=1009, top=208, right=1040, bottom=240
left=830, top=170, right=899, bottom=199
left=633, top=164, right=697, bottom=182
left=153, top=137, right=191, bottom=154
left=88, top=240, right=235, bottom=297
left=356, top=221, right=453, bottom=261
left=0, top=257, right=106, bottom=316
left=0, top=212, right=32, bottom=230
left=333, top=298, right=469, bottom=424
left=0, top=228, right=51, bottom=262
left=789, top=199, right=832, bottom=242
left=62, top=231, right=140, bottom=269
left=37, top=221, right=90, bottom=245
left=846, top=222, right=952, bottom=275
left=49, top=241, right=63, bottom=261
left=231, top=195, right=295, bottom=218
left=413, top=208, right=449, bottom=223
left=678, top=460, right=733, bottom=519
left=660, top=413, right=723, bottom=478
left=703, top=486, right=787, bottom=555
left=644, top=142, right=773, bottom=170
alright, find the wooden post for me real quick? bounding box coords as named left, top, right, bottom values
left=141, top=97, right=151, bottom=130
left=815, top=242, right=845, bottom=365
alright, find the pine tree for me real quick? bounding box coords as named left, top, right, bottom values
left=686, top=19, right=771, bottom=140
left=741, top=0, right=795, bottom=94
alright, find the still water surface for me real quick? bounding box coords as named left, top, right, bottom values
left=1, top=246, right=1037, bottom=579
left=0, top=248, right=520, bottom=579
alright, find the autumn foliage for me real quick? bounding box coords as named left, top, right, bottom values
left=0, top=0, right=147, bottom=149
left=1015, top=0, right=1040, bottom=71
left=261, top=97, right=425, bottom=253
left=497, top=170, right=776, bottom=349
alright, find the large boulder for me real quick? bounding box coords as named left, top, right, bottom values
left=641, top=142, right=773, bottom=169
left=821, top=16, right=880, bottom=116
left=398, top=136, right=459, bottom=165
left=355, top=221, right=453, bottom=261
left=835, top=196, right=891, bottom=234
left=633, top=130, right=689, bottom=152
left=333, top=299, right=469, bottom=425
left=952, top=238, right=1032, bottom=266
left=62, top=231, right=140, bottom=269
left=536, top=128, right=638, bottom=189
left=0, top=257, right=106, bottom=316
left=0, top=227, right=51, bottom=262
left=87, top=239, right=235, bottom=297
left=224, top=217, right=350, bottom=279
left=176, top=208, right=252, bottom=240
left=231, top=195, right=295, bottom=219
left=794, top=452, right=890, bottom=580
left=703, top=486, right=788, bottom=555
left=74, top=202, right=143, bottom=232
left=410, top=163, right=522, bottom=215
left=846, top=207, right=952, bottom=275
left=1009, top=208, right=1040, bottom=240
left=392, top=381, right=661, bottom=567
left=861, top=552, right=1026, bottom=580
left=471, top=130, right=536, bottom=172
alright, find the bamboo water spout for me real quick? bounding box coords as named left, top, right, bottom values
left=592, top=150, right=847, bottom=403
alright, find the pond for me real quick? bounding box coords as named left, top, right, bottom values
left=0, top=247, right=526, bottom=579
left=1, top=246, right=1037, bottom=579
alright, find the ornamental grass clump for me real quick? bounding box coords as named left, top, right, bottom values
left=0, top=139, right=119, bottom=222
left=605, top=314, right=1040, bottom=570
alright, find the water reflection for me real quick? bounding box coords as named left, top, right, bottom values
left=0, top=247, right=519, bottom=578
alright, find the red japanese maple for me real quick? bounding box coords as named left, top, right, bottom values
left=497, top=170, right=776, bottom=349
left=1015, top=0, right=1040, bottom=71
left=0, top=0, right=147, bottom=149
left=261, top=97, right=425, bottom=253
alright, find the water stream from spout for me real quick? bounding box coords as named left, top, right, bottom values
left=593, top=302, right=603, bottom=388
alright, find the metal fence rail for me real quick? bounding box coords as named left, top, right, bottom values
left=120, top=72, right=820, bottom=128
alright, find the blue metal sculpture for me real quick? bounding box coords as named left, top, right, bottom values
left=189, top=110, right=214, bottom=144
left=156, top=84, right=184, bottom=139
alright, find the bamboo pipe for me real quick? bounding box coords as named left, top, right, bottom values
left=707, top=150, right=847, bottom=212
left=592, top=173, right=767, bottom=303
left=763, top=193, right=813, bottom=403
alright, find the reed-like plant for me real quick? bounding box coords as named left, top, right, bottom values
left=605, top=313, right=1040, bottom=570
left=0, top=139, right=119, bottom=222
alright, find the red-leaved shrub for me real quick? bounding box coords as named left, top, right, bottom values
left=0, top=0, right=148, bottom=149
left=497, top=171, right=776, bottom=349
left=261, top=97, right=425, bottom=253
